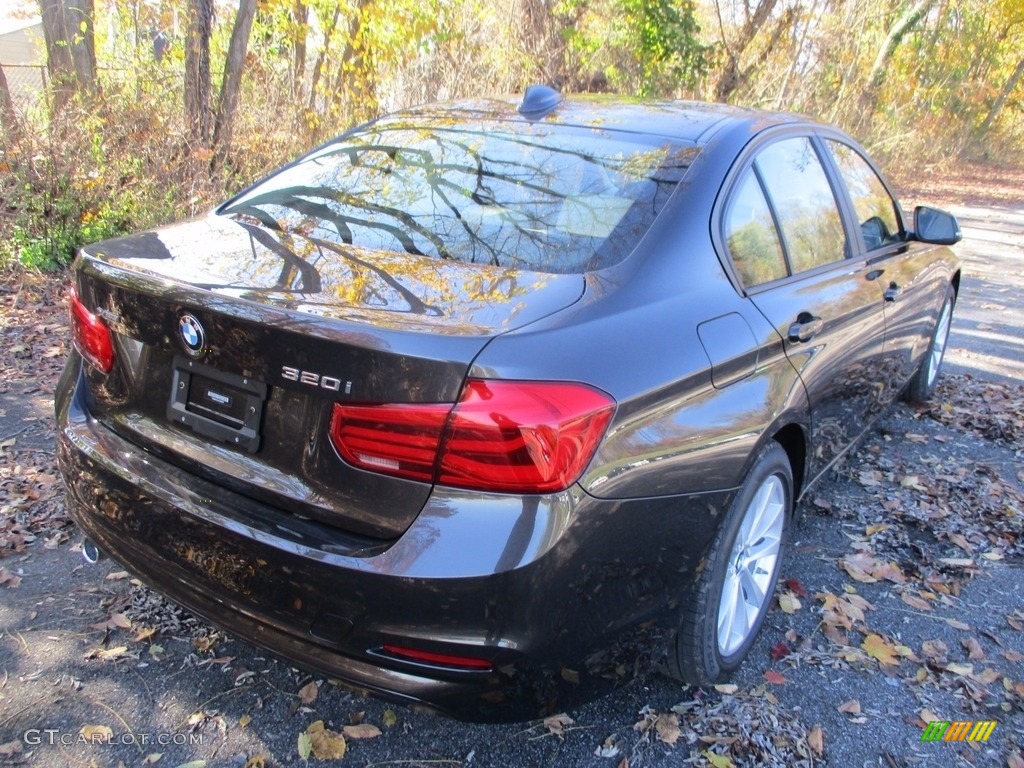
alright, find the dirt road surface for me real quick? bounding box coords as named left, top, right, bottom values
left=1, top=192, right=1021, bottom=768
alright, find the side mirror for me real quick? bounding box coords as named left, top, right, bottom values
left=914, top=206, right=962, bottom=245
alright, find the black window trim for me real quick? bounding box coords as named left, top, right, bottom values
left=714, top=125, right=868, bottom=297
left=813, top=131, right=910, bottom=260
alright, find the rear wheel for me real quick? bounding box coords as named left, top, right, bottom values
left=666, top=441, right=792, bottom=684
left=904, top=283, right=955, bottom=404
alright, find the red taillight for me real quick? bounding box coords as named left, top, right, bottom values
left=381, top=644, right=493, bottom=671
left=437, top=380, right=614, bottom=493
left=69, top=287, right=115, bottom=374
left=329, top=379, right=614, bottom=494
left=329, top=402, right=452, bottom=482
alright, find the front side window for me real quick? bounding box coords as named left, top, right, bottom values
left=220, top=120, right=697, bottom=274
left=826, top=140, right=902, bottom=251
left=755, top=138, right=847, bottom=274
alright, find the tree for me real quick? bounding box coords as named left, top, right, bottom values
left=213, top=0, right=259, bottom=159
left=0, top=64, right=21, bottom=146
left=185, top=0, right=214, bottom=147
left=38, top=0, right=97, bottom=111
left=857, top=0, right=935, bottom=124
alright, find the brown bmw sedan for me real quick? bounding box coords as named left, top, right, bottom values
left=56, top=87, right=961, bottom=720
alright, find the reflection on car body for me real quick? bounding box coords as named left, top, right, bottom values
left=56, top=86, right=961, bottom=720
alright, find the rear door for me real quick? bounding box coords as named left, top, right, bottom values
left=720, top=133, right=888, bottom=482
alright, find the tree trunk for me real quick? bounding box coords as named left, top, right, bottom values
left=307, top=5, right=340, bottom=114
left=213, top=0, right=258, bottom=160
left=185, top=0, right=214, bottom=147
left=0, top=64, right=21, bottom=146
left=977, top=57, right=1024, bottom=136
left=38, top=0, right=97, bottom=111
left=858, top=0, right=934, bottom=120
left=713, top=0, right=780, bottom=102
left=329, top=0, right=373, bottom=118
left=292, top=0, right=308, bottom=96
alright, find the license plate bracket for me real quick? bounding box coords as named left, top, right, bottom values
left=167, top=355, right=267, bottom=453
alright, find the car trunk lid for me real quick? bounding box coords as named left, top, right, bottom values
left=73, top=216, right=584, bottom=538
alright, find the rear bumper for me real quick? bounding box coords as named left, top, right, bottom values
left=56, top=354, right=729, bottom=720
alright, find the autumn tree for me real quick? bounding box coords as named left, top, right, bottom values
left=184, top=0, right=213, bottom=146
left=39, top=0, right=98, bottom=110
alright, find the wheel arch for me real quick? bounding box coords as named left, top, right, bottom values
left=770, top=422, right=807, bottom=502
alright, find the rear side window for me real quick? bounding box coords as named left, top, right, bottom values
left=221, top=121, right=697, bottom=274
left=724, top=170, right=788, bottom=286
left=754, top=138, right=847, bottom=273
left=826, top=140, right=902, bottom=251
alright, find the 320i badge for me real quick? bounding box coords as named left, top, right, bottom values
left=56, top=86, right=961, bottom=721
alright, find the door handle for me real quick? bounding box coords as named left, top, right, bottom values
left=866, top=268, right=885, bottom=281
left=884, top=282, right=903, bottom=302
left=788, top=312, right=824, bottom=343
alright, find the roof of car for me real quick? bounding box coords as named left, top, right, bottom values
left=389, top=94, right=803, bottom=145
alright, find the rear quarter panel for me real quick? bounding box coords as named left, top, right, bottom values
left=470, top=178, right=810, bottom=501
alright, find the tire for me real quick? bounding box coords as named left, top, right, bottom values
left=665, top=441, right=792, bottom=685
left=904, top=283, right=955, bottom=404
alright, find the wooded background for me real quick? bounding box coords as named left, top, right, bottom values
left=1, top=0, right=1021, bottom=268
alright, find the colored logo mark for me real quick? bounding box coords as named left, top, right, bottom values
left=920, top=720, right=997, bottom=742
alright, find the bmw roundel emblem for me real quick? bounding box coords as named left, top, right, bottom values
left=178, top=314, right=206, bottom=357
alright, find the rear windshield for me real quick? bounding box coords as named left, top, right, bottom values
left=221, top=119, right=697, bottom=274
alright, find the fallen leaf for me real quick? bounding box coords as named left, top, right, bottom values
left=561, top=667, right=580, bottom=685
left=900, top=474, right=926, bottom=490
left=544, top=714, right=574, bottom=737
left=784, top=578, right=808, bottom=598
left=945, top=618, right=971, bottom=631
left=654, top=713, right=681, bottom=746
left=382, top=709, right=397, bottom=727
left=714, top=684, right=738, bottom=694
left=946, top=662, right=973, bottom=676
left=763, top=670, right=787, bottom=684
left=769, top=641, right=790, bottom=660
left=900, top=592, right=932, bottom=611
left=297, top=681, right=318, bottom=704
left=105, top=571, right=130, bottom=580
left=778, top=592, right=801, bottom=614
left=962, top=637, right=985, bottom=661
left=297, top=732, right=312, bottom=762
left=245, top=757, right=267, bottom=768
left=342, top=723, right=381, bottom=740
left=862, top=634, right=900, bottom=665
left=97, top=645, right=128, bottom=660
left=90, top=612, right=132, bottom=631
left=1002, top=650, right=1023, bottom=662
left=702, top=751, right=734, bottom=768
left=921, top=639, right=948, bottom=660
left=239, top=714, right=252, bottom=728
left=304, top=721, right=346, bottom=760
left=132, top=626, right=156, bottom=643
left=594, top=736, right=620, bottom=758
left=142, top=753, right=162, bottom=764
left=807, top=725, right=824, bottom=756
left=947, top=533, right=974, bottom=553
left=837, top=699, right=861, bottom=715
left=80, top=724, right=114, bottom=742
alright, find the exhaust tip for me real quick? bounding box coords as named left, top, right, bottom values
left=81, top=538, right=102, bottom=564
